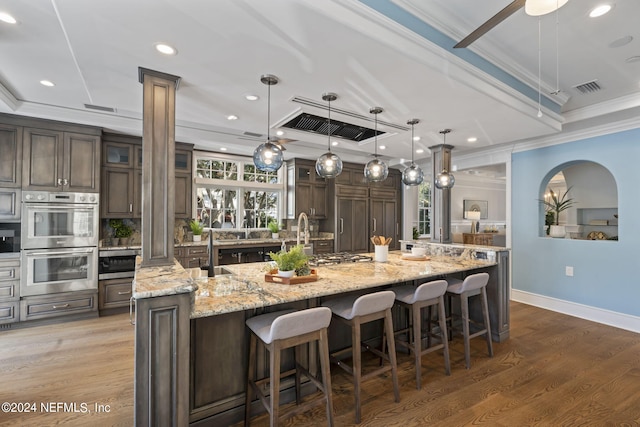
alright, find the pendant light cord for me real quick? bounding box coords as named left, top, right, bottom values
left=327, top=98, right=332, bottom=151
left=554, top=0, right=560, bottom=95
left=266, top=82, right=271, bottom=141
left=374, top=112, right=378, bottom=157
left=410, top=123, right=415, bottom=164
left=537, top=16, right=542, bottom=117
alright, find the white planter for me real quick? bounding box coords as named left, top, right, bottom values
left=549, top=225, right=566, bottom=238
left=278, top=269, right=295, bottom=278
left=193, top=235, right=202, bottom=242
left=272, top=233, right=279, bottom=239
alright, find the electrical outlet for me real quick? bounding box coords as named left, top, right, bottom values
left=565, top=266, right=574, bottom=277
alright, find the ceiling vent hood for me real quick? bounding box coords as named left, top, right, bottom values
left=284, top=96, right=408, bottom=142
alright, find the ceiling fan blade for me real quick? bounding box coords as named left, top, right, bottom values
left=454, top=0, right=525, bottom=49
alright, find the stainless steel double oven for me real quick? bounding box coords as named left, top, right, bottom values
left=21, top=191, right=99, bottom=297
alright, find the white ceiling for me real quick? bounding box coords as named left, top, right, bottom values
left=1, top=0, right=639, bottom=170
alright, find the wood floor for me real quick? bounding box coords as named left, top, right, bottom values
left=1, top=302, right=639, bottom=426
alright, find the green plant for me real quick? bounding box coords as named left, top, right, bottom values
left=268, top=245, right=309, bottom=274
left=109, top=219, right=133, bottom=238
left=267, top=221, right=280, bottom=233
left=189, top=219, right=204, bottom=235
left=412, top=226, right=419, bottom=240
left=539, top=187, right=575, bottom=225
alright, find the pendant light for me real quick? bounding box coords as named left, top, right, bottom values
left=364, top=107, right=388, bottom=182
left=253, top=74, right=284, bottom=172
left=315, top=92, right=343, bottom=178
left=401, top=118, right=424, bottom=186
left=434, top=129, right=455, bottom=189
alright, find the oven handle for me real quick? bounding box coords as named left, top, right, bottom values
left=27, top=249, right=95, bottom=256
left=24, top=204, right=97, bottom=210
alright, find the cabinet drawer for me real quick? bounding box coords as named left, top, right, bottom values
left=99, top=279, right=133, bottom=310
left=174, top=247, right=185, bottom=258
left=0, top=301, right=19, bottom=324
left=336, top=185, right=368, bottom=198
left=314, top=240, right=334, bottom=254
left=184, top=256, right=208, bottom=269
left=0, top=259, right=20, bottom=283
left=186, top=246, right=208, bottom=256
left=0, top=281, right=18, bottom=301
left=20, top=291, right=97, bottom=321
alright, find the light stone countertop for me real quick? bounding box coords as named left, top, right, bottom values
left=133, top=257, right=197, bottom=300
left=190, top=251, right=495, bottom=319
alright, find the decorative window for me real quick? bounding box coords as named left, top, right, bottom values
left=418, top=182, right=431, bottom=236
left=194, top=152, right=282, bottom=229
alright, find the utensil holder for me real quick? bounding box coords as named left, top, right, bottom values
left=375, top=245, right=388, bottom=262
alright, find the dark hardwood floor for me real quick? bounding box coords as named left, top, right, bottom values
left=1, top=302, right=639, bottom=426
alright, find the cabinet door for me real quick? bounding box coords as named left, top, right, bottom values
left=134, top=170, right=143, bottom=218
left=311, top=183, right=327, bottom=218
left=63, top=132, right=100, bottom=192
left=336, top=197, right=368, bottom=253
left=352, top=198, right=369, bottom=253
left=175, top=173, right=192, bottom=218
left=370, top=199, right=397, bottom=251
left=101, top=168, right=134, bottom=218
left=295, top=183, right=312, bottom=217
left=0, top=124, right=22, bottom=188
left=22, top=128, right=64, bottom=191
left=103, top=141, right=135, bottom=168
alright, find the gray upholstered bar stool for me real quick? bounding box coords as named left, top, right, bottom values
left=244, top=307, right=334, bottom=427
left=392, top=279, right=451, bottom=389
left=322, top=290, right=399, bottom=424
left=446, top=272, right=493, bottom=369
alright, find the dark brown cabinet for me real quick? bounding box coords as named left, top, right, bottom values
left=101, top=133, right=192, bottom=218
left=98, top=278, right=133, bottom=311
left=314, top=239, right=334, bottom=254
left=369, top=187, right=400, bottom=251
left=23, top=128, right=100, bottom=192
left=336, top=196, right=369, bottom=253
left=286, top=159, right=327, bottom=219
left=0, top=123, right=22, bottom=188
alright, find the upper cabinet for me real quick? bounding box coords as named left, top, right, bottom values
left=286, top=159, right=328, bottom=219
left=101, top=133, right=192, bottom=219
left=0, top=124, right=23, bottom=188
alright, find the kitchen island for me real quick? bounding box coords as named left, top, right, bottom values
left=133, top=245, right=509, bottom=426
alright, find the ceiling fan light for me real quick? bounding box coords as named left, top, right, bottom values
left=525, top=0, right=569, bottom=16
left=402, top=164, right=424, bottom=186
left=253, top=142, right=283, bottom=172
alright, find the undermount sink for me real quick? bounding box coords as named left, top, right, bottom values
left=189, top=266, right=234, bottom=278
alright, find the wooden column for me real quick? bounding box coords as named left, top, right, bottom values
left=138, top=67, right=181, bottom=267
left=430, top=144, right=454, bottom=243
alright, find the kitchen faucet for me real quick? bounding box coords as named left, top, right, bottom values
left=297, top=212, right=309, bottom=246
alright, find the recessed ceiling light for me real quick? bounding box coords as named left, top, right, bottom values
left=379, top=145, right=386, bottom=150
left=245, top=94, right=259, bottom=101
left=227, top=115, right=238, bottom=120
left=155, top=43, right=177, bottom=55
left=276, top=130, right=284, bottom=136
left=416, top=149, right=424, bottom=154
left=625, top=56, right=640, bottom=63
left=609, top=35, right=633, bottom=48
left=331, top=141, right=339, bottom=146
left=589, top=4, right=612, bottom=18
left=220, top=147, right=228, bottom=151
left=467, top=137, right=478, bottom=143
left=40, top=80, right=55, bottom=87
left=413, top=136, right=420, bottom=141
left=0, top=12, right=17, bottom=24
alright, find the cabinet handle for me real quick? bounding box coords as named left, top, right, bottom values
left=52, top=304, right=70, bottom=309
left=57, top=178, right=62, bottom=186
left=129, top=297, right=136, bottom=325
left=129, top=203, right=133, bottom=213
left=373, top=218, right=377, bottom=233
left=63, top=178, right=69, bottom=186
left=340, top=218, right=344, bottom=234
left=118, top=290, right=132, bottom=295
left=396, top=223, right=399, bottom=236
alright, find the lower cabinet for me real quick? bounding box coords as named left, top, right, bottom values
left=336, top=197, right=369, bottom=253
left=0, top=301, right=19, bottom=324
left=99, top=278, right=133, bottom=311
left=314, top=239, right=334, bottom=254
left=20, top=290, right=97, bottom=322
left=0, top=258, right=20, bottom=325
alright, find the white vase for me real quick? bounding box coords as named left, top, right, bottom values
left=374, top=245, right=388, bottom=262
left=278, top=269, right=295, bottom=278
left=272, top=233, right=279, bottom=239
left=193, top=235, right=201, bottom=242
left=549, top=225, right=566, bottom=238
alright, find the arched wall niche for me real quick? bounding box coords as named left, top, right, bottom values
left=539, top=160, right=618, bottom=240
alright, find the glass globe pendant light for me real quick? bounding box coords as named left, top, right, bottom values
left=434, top=129, right=455, bottom=189
left=364, top=107, right=388, bottom=182
left=402, top=118, right=424, bottom=186
left=253, top=74, right=284, bottom=172
left=315, top=92, right=343, bottom=178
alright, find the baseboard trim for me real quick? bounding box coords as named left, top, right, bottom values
left=511, top=289, right=640, bottom=334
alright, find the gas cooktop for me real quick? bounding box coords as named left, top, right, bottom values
left=308, top=252, right=373, bottom=266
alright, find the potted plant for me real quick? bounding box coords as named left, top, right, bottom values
left=539, top=187, right=575, bottom=238
left=267, top=221, right=281, bottom=239
left=114, top=222, right=133, bottom=246
left=267, top=244, right=310, bottom=278
left=190, top=220, right=204, bottom=242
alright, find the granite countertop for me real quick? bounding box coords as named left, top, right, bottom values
left=101, top=236, right=333, bottom=251
left=189, top=251, right=495, bottom=319
left=133, top=257, right=197, bottom=300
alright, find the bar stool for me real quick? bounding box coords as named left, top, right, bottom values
left=244, top=307, right=334, bottom=427
left=446, top=272, right=493, bottom=369
left=392, top=280, right=451, bottom=389
left=322, top=290, right=399, bottom=424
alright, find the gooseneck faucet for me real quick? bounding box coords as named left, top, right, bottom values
left=297, top=212, right=309, bottom=246
left=207, top=230, right=215, bottom=277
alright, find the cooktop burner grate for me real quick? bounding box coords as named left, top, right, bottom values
left=308, top=252, right=373, bottom=266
